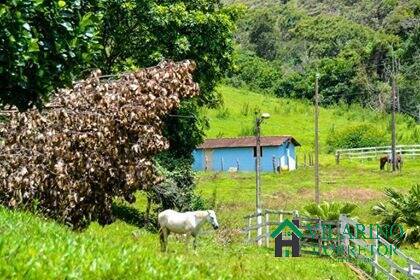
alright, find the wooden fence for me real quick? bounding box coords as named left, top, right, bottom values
left=243, top=211, right=420, bottom=279
left=339, top=215, right=419, bottom=280
left=335, top=144, right=420, bottom=164
left=243, top=209, right=298, bottom=246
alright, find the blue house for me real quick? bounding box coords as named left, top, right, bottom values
left=192, top=136, right=300, bottom=172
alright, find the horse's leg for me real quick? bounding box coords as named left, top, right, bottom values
left=185, top=234, right=191, bottom=251
left=192, top=232, right=198, bottom=250
left=159, top=227, right=165, bottom=252
left=193, top=237, right=197, bottom=250
left=160, top=227, right=169, bottom=252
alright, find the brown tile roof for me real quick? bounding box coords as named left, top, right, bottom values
left=198, top=136, right=300, bottom=149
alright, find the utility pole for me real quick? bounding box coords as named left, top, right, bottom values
left=314, top=74, right=320, bottom=204
left=391, top=68, right=397, bottom=172
left=255, top=112, right=270, bottom=246
left=255, top=115, right=262, bottom=246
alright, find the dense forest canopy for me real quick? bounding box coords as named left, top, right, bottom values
left=224, top=0, right=419, bottom=119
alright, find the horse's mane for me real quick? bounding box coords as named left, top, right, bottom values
left=191, top=210, right=211, bottom=219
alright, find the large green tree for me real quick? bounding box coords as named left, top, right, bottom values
left=0, top=0, right=102, bottom=110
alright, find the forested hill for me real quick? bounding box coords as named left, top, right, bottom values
left=222, top=0, right=420, bottom=120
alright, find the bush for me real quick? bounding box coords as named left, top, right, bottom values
left=148, top=157, right=207, bottom=212
left=0, top=60, right=199, bottom=229
left=226, top=50, right=281, bottom=92
left=326, top=124, right=388, bottom=152
left=372, top=185, right=420, bottom=245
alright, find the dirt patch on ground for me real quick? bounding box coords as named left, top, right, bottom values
left=264, top=191, right=294, bottom=210
left=323, top=187, right=383, bottom=202
left=218, top=201, right=247, bottom=212
left=264, top=187, right=383, bottom=208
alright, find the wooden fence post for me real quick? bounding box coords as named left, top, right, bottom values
left=266, top=212, right=270, bottom=247
left=318, top=219, right=323, bottom=255
left=339, top=214, right=349, bottom=255
left=221, top=157, right=224, bottom=171
left=408, top=263, right=413, bottom=278
left=335, top=151, right=340, bottom=165
left=272, top=155, right=276, bottom=173
left=373, top=230, right=378, bottom=276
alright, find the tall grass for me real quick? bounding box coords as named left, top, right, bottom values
left=203, top=85, right=420, bottom=150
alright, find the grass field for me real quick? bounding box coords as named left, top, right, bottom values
left=1, top=157, right=418, bottom=279
left=205, top=85, right=420, bottom=151
left=0, top=85, right=418, bottom=279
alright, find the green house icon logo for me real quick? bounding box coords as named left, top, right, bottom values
left=271, top=219, right=302, bottom=257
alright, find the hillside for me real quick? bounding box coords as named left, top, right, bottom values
left=202, top=85, right=420, bottom=151
left=1, top=85, right=419, bottom=278
left=223, top=0, right=420, bottom=119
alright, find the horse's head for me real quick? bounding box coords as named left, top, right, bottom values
left=207, top=210, right=219, bottom=230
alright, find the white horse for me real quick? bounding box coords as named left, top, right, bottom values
left=158, top=209, right=219, bottom=252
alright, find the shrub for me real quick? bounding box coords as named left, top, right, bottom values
left=326, top=124, right=388, bottom=152
left=148, top=158, right=206, bottom=213
left=0, top=60, right=199, bottom=229
left=226, top=50, right=281, bottom=92
left=372, top=185, right=420, bottom=245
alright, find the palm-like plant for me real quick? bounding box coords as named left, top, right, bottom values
left=303, top=201, right=357, bottom=221
left=372, top=185, right=420, bottom=245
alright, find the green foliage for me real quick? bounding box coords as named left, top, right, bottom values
left=228, top=1, right=418, bottom=118
left=303, top=201, right=357, bottom=220
left=248, top=11, right=277, bottom=60
left=372, top=185, right=420, bottom=245
left=0, top=0, right=101, bottom=110
left=98, top=0, right=243, bottom=104
left=216, top=106, right=231, bottom=119
left=326, top=124, right=388, bottom=152
left=151, top=154, right=207, bottom=212
left=226, top=50, right=280, bottom=92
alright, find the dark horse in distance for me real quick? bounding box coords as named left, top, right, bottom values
left=380, top=155, right=402, bottom=170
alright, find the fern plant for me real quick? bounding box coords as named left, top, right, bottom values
left=372, top=185, right=420, bottom=245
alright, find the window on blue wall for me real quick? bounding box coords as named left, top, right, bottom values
left=253, top=146, right=263, bottom=157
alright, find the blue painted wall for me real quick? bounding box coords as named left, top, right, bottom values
left=192, top=144, right=297, bottom=172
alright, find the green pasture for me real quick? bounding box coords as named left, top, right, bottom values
left=205, top=85, right=419, bottom=151
left=0, top=157, right=418, bottom=279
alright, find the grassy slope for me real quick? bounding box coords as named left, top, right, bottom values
left=0, top=206, right=356, bottom=279
left=205, top=85, right=419, bottom=151
left=1, top=85, right=419, bottom=279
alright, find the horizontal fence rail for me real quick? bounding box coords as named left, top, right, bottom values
left=335, top=144, right=420, bottom=163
